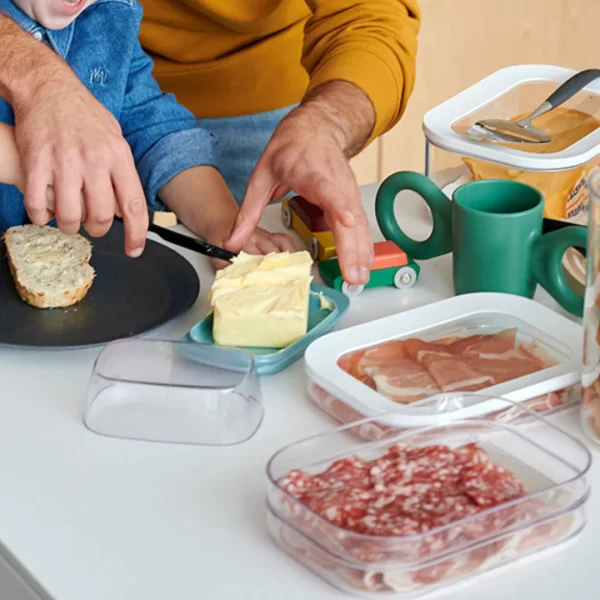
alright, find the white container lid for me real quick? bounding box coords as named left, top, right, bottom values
left=305, top=293, right=583, bottom=428
left=423, top=64, right=600, bottom=172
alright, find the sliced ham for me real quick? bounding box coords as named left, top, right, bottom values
left=338, top=349, right=376, bottom=389
left=519, top=342, right=557, bottom=369
left=366, top=359, right=441, bottom=403
left=337, top=329, right=559, bottom=411
left=403, top=339, right=494, bottom=393
left=417, top=353, right=495, bottom=392
left=456, top=349, right=542, bottom=386
left=446, top=329, right=517, bottom=355
left=357, top=340, right=408, bottom=373
left=404, top=330, right=541, bottom=393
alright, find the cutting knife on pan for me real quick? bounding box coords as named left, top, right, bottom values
left=116, top=213, right=238, bottom=262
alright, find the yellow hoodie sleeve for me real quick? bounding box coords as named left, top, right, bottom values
left=302, top=0, right=420, bottom=141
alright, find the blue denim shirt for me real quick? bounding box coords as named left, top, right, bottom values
left=0, top=0, right=219, bottom=231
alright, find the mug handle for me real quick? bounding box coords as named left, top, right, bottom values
left=531, top=226, right=587, bottom=317
left=375, top=171, right=454, bottom=260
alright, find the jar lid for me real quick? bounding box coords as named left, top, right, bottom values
left=423, top=65, right=600, bottom=172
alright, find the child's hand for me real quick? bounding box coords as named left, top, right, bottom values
left=157, top=166, right=296, bottom=270
left=0, top=123, right=24, bottom=191
left=207, top=226, right=296, bottom=271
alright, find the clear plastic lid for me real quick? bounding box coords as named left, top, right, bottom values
left=267, top=394, right=591, bottom=598
left=84, top=340, right=263, bottom=445
left=305, top=293, right=582, bottom=428
left=423, top=65, right=600, bottom=172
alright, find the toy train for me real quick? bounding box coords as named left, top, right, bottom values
left=282, top=196, right=420, bottom=297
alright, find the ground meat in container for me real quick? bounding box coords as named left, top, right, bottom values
left=279, top=442, right=530, bottom=545
left=276, top=440, right=573, bottom=594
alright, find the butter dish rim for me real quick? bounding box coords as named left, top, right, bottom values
left=186, top=284, right=350, bottom=376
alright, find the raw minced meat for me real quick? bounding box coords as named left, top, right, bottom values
left=280, top=442, right=527, bottom=539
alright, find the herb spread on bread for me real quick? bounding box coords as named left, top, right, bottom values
left=3, top=225, right=95, bottom=309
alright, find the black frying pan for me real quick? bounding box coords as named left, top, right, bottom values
left=0, top=220, right=200, bottom=349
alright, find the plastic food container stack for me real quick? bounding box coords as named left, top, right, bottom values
left=424, top=65, right=600, bottom=228
left=266, top=394, right=591, bottom=598
left=304, top=293, right=582, bottom=439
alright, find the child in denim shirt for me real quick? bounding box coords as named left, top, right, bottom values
left=0, top=0, right=294, bottom=260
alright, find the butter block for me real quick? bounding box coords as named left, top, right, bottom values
left=210, top=251, right=313, bottom=348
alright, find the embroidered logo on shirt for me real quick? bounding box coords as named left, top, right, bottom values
left=89, top=67, right=108, bottom=86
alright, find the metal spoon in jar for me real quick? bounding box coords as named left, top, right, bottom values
left=467, top=68, right=600, bottom=144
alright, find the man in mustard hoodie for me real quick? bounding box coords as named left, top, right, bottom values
left=0, top=0, right=420, bottom=285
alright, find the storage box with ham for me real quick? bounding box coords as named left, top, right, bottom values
left=266, top=394, right=591, bottom=598
left=304, top=294, right=582, bottom=438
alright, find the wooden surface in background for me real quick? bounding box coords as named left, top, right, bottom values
left=349, top=0, right=600, bottom=185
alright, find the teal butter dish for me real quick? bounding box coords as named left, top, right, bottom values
left=185, top=284, right=350, bottom=376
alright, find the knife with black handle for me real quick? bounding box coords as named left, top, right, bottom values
left=116, top=216, right=238, bottom=262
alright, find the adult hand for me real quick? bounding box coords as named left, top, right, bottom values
left=226, top=81, right=376, bottom=285
left=13, top=77, right=148, bottom=257
left=1, top=17, right=148, bottom=257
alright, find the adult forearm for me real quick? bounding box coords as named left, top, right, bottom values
left=0, top=15, right=62, bottom=101
left=300, top=80, right=376, bottom=158
left=303, top=1, right=420, bottom=140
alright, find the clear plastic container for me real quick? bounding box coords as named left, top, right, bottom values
left=304, top=293, right=582, bottom=436
left=84, top=340, right=262, bottom=445
left=424, top=65, right=600, bottom=225
left=581, top=169, right=600, bottom=444
left=307, top=380, right=580, bottom=443
left=266, top=394, right=591, bottom=598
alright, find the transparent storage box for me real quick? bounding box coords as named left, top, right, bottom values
left=582, top=169, right=600, bottom=444
left=266, top=394, right=591, bottom=598
left=308, top=382, right=580, bottom=443
left=304, top=294, right=582, bottom=439
left=84, top=340, right=263, bottom=445
left=423, top=65, right=600, bottom=226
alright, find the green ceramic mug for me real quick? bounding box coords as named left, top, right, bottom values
left=375, top=171, right=587, bottom=317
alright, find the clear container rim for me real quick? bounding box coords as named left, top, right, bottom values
left=266, top=493, right=588, bottom=572
left=266, top=393, right=592, bottom=547
left=91, top=338, right=257, bottom=390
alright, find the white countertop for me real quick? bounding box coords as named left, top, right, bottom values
left=0, top=182, right=597, bottom=600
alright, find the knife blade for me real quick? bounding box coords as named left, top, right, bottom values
left=115, top=216, right=238, bottom=262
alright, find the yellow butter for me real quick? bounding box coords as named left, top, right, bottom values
left=315, top=291, right=335, bottom=312
left=210, top=251, right=313, bottom=348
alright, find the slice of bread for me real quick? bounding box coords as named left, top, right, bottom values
left=3, top=225, right=95, bottom=309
